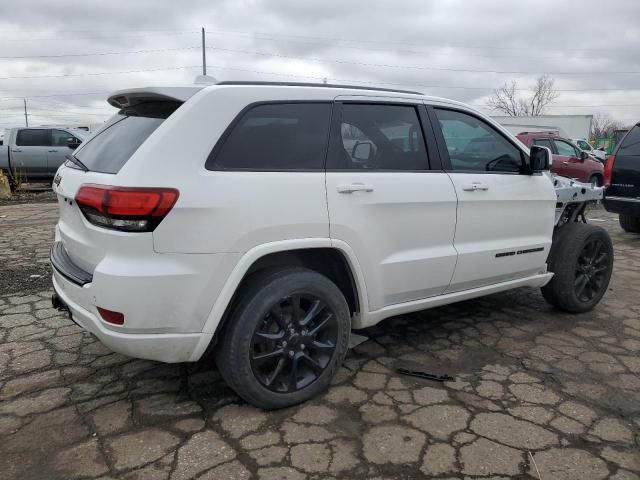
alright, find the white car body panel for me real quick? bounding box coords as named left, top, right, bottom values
left=326, top=170, right=458, bottom=310
left=444, top=172, right=556, bottom=292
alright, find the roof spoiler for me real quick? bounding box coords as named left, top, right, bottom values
left=107, top=86, right=204, bottom=109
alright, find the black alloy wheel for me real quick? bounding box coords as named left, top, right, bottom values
left=541, top=222, right=613, bottom=313
left=250, top=294, right=338, bottom=393
left=215, top=267, right=351, bottom=409
left=574, top=238, right=610, bottom=303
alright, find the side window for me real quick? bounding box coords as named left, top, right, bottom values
left=618, top=126, right=640, bottom=155
left=577, top=140, right=592, bottom=151
left=16, top=129, right=49, bottom=147
left=51, top=130, right=75, bottom=147
left=554, top=140, right=578, bottom=157
left=533, top=139, right=554, bottom=150
left=434, top=109, right=523, bottom=173
left=209, top=103, right=332, bottom=170
left=329, top=103, right=428, bottom=170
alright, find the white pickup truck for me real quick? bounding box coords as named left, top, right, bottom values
left=1, top=127, right=88, bottom=186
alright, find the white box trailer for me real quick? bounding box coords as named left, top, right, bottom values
left=492, top=114, right=593, bottom=140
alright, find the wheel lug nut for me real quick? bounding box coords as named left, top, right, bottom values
left=289, top=350, right=295, bottom=357
left=282, top=341, right=287, bottom=348
left=300, top=344, right=306, bottom=350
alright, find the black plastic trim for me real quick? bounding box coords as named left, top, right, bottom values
left=50, top=242, right=93, bottom=286
left=603, top=197, right=640, bottom=216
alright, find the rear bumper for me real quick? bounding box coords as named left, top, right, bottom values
left=51, top=272, right=211, bottom=363
left=603, top=196, right=640, bottom=216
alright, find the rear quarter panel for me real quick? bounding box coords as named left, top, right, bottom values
left=113, top=86, right=333, bottom=254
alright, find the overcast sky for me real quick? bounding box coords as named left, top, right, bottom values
left=1, top=0, right=639, bottom=129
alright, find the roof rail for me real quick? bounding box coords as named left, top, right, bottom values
left=517, top=131, right=558, bottom=136
left=215, top=81, right=423, bottom=96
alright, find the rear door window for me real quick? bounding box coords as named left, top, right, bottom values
left=73, top=101, right=180, bottom=174
left=16, top=129, right=50, bottom=147
left=554, top=140, right=579, bottom=157
left=533, top=139, right=554, bottom=151
left=208, top=103, right=332, bottom=170
left=618, top=126, right=640, bottom=154
left=328, top=103, right=428, bottom=170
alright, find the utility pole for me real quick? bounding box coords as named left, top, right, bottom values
left=201, top=27, right=207, bottom=76
left=23, top=98, right=28, bottom=127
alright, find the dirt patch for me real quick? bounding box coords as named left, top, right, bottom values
left=0, top=184, right=56, bottom=206
left=1, top=264, right=53, bottom=295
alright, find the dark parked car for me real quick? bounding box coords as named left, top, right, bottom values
left=603, top=122, right=640, bottom=232
left=516, top=132, right=604, bottom=185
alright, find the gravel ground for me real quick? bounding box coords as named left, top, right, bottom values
left=0, top=202, right=638, bottom=479
left=0, top=183, right=57, bottom=207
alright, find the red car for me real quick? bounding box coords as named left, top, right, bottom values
left=516, top=132, right=604, bottom=185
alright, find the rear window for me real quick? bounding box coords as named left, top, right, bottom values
left=207, top=103, right=332, bottom=170
left=16, top=129, right=49, bottom=146
left=73, top=101, right=180, bottom=174
left=533, top=139, right=554, bottom=150
left=618, top=125, right=640, bottom=155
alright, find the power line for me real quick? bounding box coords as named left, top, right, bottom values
left=0, top=30, right=199, bottom=42
left=0, top=65, right=201, bottom=81
left=0, top=67, right=639, bottom=103
left=201, top=28, right=618, bottom=55
left=0, top=28, right=197, bottom=35
left=0, top=46, right=200, bottom=60
left=204, top=46, right=640, bottom=76
left=193, top=63, right=640, bottom=93
left=0, top=63, right=639, bottom=106
left=0, top=26, right=620, bottom=56
left=0, top=33, right=600, bottom=63
left=199, top=29, right=613, bottom=60
left=0, top=91, right=110, bottom=101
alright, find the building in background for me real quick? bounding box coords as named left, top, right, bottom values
left=492, top=114, right=593, bottom=141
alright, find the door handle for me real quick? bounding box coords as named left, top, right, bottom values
left=562, top=161, right=569, bottom=165
left=11, top=149, right=21, bottom=152
left=48, top=149, right=58, bottom=152
left=462, top=182, right=489, bottom=192
left=337, top=183, right=374, bottom=194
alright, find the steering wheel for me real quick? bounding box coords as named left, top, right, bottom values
left=485, top=154, right=518, bottom=172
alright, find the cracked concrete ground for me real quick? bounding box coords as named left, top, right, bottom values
left=0, top=201, right=639, bottom=479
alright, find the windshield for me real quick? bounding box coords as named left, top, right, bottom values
left=71, top=130, right=90, bottom=141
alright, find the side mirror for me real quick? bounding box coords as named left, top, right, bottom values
left=67, top=137, right=81, bottom=149
left=352, top=141, right=372, bottom=161
left=579, top=150, right=589, bottom=161
left=529, top=145, right=552, bottom=172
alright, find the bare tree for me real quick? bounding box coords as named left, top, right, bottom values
left=487, top=75, right=559, bottom=116
left=590, top=113, right=623, bottom=139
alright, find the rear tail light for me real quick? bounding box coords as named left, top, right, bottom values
left=75, top=184, right=179, bottom=232
left=604, top=155, right=615, bottom=187
left=97, top=307, right=125, bottom=325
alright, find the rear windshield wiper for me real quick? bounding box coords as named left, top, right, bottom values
left=65, top=153, right=89, bottom=172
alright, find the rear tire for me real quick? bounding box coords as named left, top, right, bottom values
left=588, top=175, right=602, bottom=187
left=215, top=267, right=350, bottom=409
left=541, top=223, right=613, bottom=313
left=619, top=214, right=640, bottom=233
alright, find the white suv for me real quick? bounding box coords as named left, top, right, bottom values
left=51, top=81, right=613, bottom=408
